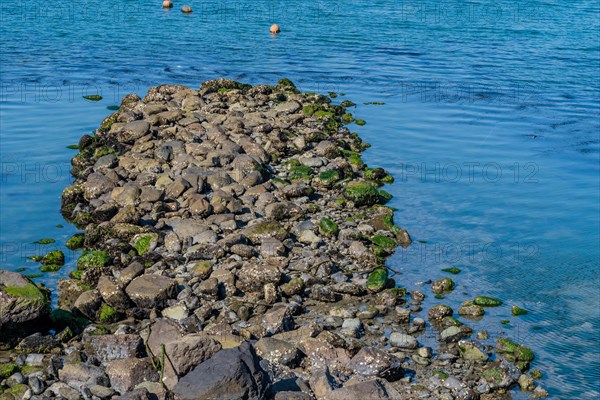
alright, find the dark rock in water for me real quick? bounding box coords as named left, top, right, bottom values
left=428, top=304, right=453, bottom=320
left=0, top=270, right=50, bottom=339
left=172, top=342, right=269, bottom=400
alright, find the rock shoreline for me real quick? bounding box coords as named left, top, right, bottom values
left=0, top=79, right=548, bottom=399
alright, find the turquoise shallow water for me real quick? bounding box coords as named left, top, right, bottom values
left=1, top=0, right=599, bottom=397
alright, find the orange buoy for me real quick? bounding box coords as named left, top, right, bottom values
left=181, top=5, right=192, bottom=13
left=270, top=24, right=280, bottom=34
left=162, top=1, right=173, bottom=8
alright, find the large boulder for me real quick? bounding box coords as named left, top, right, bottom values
left=106, top=357, right=159, bottom=394
left=146, top=319, right=222, bottom=389
left=0, top=270, right=50, bottom=339
left=172, top=342, right=269, bottom=400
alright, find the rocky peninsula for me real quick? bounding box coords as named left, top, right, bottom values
left=0, top=79, right=548, bottom=399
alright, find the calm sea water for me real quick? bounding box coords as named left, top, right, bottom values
left=1, top=1, right=598, bottom=397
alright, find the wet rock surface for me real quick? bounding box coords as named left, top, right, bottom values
left=0, top=79, right=547, bottom=399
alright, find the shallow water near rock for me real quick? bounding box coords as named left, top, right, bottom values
left=0, top=0, right=598, bottom=398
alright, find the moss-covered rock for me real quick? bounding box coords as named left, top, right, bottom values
left=458, top=300, right=485, bottom=317
left=474, top=296, right=503, bottom=307
left=341, top=113, right=355, bottom=124
left=432, top=277, right=455, bottom=294
left=366, top=268, right=388, bottom=293
left=132, top=233, right=158, bottom=256
left=313, top=170, right=341, bottom=188
left=0, top=364, right=19, bottom=379
left=189, top=261, right=213, bottom=279
left=288, top=164, right=314, bottom=182
left=515, top=345, right=535, bottom=362
left=442, top=267, right=461, bottom=274
left=355, top=119, right=366, bottom=126
left=276, top=78, right=300, bottom=93
left=245, top=220, right=288, bottom=244
left=73, top=211, right=93, bottom=228
left=33, top=238, right=55, bottom=245
left=342, top=150, right=364, bottom=168
left=98, top=303, right=119, bottom=323
left=66, top=233, right=85, bottom=250
left=77, top=250, right=112, bottom=270
left=343, top=181, right=380, bottom=207
left=364, top=167, right=393, bottom=184
left=281, top=278, right=305, bottom=297
left=512, top=305, right=528, bottom=316
left=371, top=235, right=396, bottom=249
left=40, top=264, right=62, bottom=273
left=100, top=112, right=118, bottom=132
left=319, top=217, right=340, bottom=238
left=530, top=369, right=542, bottom=380
left=41, top=250, right=64, bottom=266
left=83, top=94, right=102, bottom=101
left=377, top=189, right=393, bottom=204
left=19, top=365, right=42, bottom=376
left=495, top=337, right=535, bottom=370
left=0, top=271, right=50, bottom=338
left=495, top=338, right=519, bottom=354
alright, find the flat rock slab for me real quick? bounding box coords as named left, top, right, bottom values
left=84, top=334, right=144, bottom=365
left=125, top=275, right=177, bottom=309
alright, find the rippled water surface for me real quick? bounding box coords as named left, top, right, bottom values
left=1, top=1, right=599, bottom=397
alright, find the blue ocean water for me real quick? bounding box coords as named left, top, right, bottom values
left=0, top=0, right=598, bottom=397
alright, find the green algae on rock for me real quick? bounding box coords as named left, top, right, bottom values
left=377, top=189, right=393, bottom=204
left=512, top=305, right=528, bottom=316
left=33, top=238, right=55, bottom=245
left=432, top=277, right=455, bottom=294
left=343, top=181, right=380, bottom=206
left=495, top=337, right=535, bottom=371
left=41, top=250, right=64, bottom=266
left=442, top=267, right=461, bottom=274
left=366, top=268, right=388, bottom=293
left=66, top=233, right=85, bottom=250
left=132, top=233, right=158, bottom=256
left=98, top=303, right=119, bottom=323
left=43, top=80, right=548, bottom=398
left=319, top=217, right=339, bottom=237
left=77, top=250, right=112, bottom=269
left=473, top=296, right=503, bottom=307
left=40, top=264, right=62, bottom=273
left=83, top=94, right=103, bottom=101
left=0, top=364, right=19, bottom=379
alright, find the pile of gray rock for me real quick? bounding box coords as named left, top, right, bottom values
left=0, top=79, right=547, bottom=399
